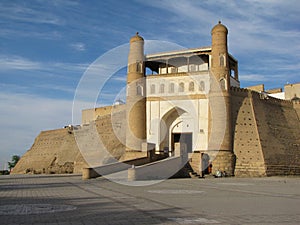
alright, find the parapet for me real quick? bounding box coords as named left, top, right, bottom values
left=251, top=91, right=293, bottom=107
left=246, top=84, right=264, bottom=92
left=82, top=104, right=126, bottom=125
left=231, top=86, right=294, bottom=107
left=230, top=86, right=251, bottom=97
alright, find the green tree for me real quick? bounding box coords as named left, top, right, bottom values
left=8, top=155, right=20, bottom=172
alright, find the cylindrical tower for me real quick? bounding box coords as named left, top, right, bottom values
left=125, top=32, right=146, bottom=151
left=211, top=21, right=230, bottom=85
left=209, top=21, right=235, bottom=175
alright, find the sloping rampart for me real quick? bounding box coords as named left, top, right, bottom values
left=12, top=128, right=85, bottom=174
left=251, top=92, right=300, bottom=175
left=231, top=88, right=266, bottom=176
left=13, top=108, right=126, bottom=174
left=231, top=87, right=300, bottom=176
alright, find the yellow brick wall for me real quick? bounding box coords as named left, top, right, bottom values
left=231, top=87, right=300, bottom=176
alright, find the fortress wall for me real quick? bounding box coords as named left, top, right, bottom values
left=285, top=82, right=300, bottom=100
left=82, top=106, right=113, bottom=125
left=73, top=123, right=106, bottom=168
left=189, top=152, right=202, bottom=175
left=12, top=128, right=86, bottom=174
left=82, top=104, right=126, bottom=125
left=293, top=101, right=300, bottom=119
left=74, top=108, right=126, bottom=169
left=231, top=87, right=300, bottom=176
left=231, top=88, right=266, bottom=177
left=95, top=109, right=126, bottom=160
left=251, top=92, right=300, bottom=176
left=246, top=84, right=264, bottom=92
left=13, top=108, right=127, bottom=175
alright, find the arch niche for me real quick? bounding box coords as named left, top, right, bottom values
left=159, top=107, right=193, bottom=156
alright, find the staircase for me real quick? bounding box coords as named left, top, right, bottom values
left=178, top=162, right=203, bottom=178
left=187, top=163, right=203, bottom=178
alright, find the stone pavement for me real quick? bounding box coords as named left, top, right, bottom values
left=0, top=174, right=300, bottom=225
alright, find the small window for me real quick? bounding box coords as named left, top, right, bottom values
left=169, top=67, right=177, bottom=73
left=150, top=84, right=155, bottom=94
left=199, top=81, right=205, bottom=91
left=160, top=84, right=165, bottom=93
left=179, top=82, right=184, bottom=92
left=136, top=85, right=143, bottom=96
left=230, top=69, right=235, bottom=77
left=169, top=83, right=175, bottom=93
left=189, top=82, right=194, bottom=91
left=219, top=54, right=225, bottom=67
left=220, top=78, right=226, bottom=90
left=136, top=61, right=143, bottom=72
left=189, top=64, right=196, bottom=72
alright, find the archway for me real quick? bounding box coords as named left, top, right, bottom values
left=160, top=107, right=194, bottom=156
left=159, top=107, right=186, bottom=156
left=170, top=118, right=193, bottom=156
left=172, top=132, right=193, bottom=155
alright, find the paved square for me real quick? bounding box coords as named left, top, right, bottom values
left=0, top=175, right=300, bottom=224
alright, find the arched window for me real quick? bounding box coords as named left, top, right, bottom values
left=150, top=84, right=155, bottom=94
left=160, top=84, right=165, bottom=93
left=220, top=54, right=225, bottom=67
left=220, top=78, right=226, bottom=90
left=136, top=61, right=143, bottom=72
left=199, top=81, right=205, bottom=91
left=189, top=82, right=194, bottom=91
left=189, top=64, right=196, bottom=72
left=179, top=82, right=184, bottom=92
left=169, top=83, right=175, bottom=93
left=170, top=67, right=177, bottom=73
left=136, top=85, right=143, bottom=96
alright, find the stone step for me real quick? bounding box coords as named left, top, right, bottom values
left=188, top=171, right=201, bottom=179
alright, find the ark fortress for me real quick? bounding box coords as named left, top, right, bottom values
left=13, top=22, right=300, bottom=178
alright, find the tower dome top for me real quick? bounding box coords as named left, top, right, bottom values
left=211, top=21, right=228, bottom=34
left=130, top=32, right=144, bottom=43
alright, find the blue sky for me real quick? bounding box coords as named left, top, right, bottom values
left=1, top=0, right=300, bottom=168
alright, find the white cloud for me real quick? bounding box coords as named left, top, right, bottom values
left=0, top=54, right=88, bottom=72
left=239, top=74, right=268, bottom=82
left=70, top=42, right=86, bottom=51
left=110, top=76, right=127, bottom=82
left=0, top=55, right=90, bottom=96
left=141, top=0, right=300, bottom=56
left=0, top=92, right=74, bottom=168
left=34, top=83, right=76, bottom=94
left=0, top=2, right=64, bottom=25
left=0, top=28, right=62, bottom=40
left=0, top=55, right=41, bottom=70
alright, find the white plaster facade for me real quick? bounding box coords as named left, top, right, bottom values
left=146, top=73, right=210, bottom=154
left=144, top=47, right=239, bottom=155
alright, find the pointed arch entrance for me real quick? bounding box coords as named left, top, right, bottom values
left=160, top=107, right=193, bottom=156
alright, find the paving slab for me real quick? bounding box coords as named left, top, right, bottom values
left=0, top=174, right=300, bottom=224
